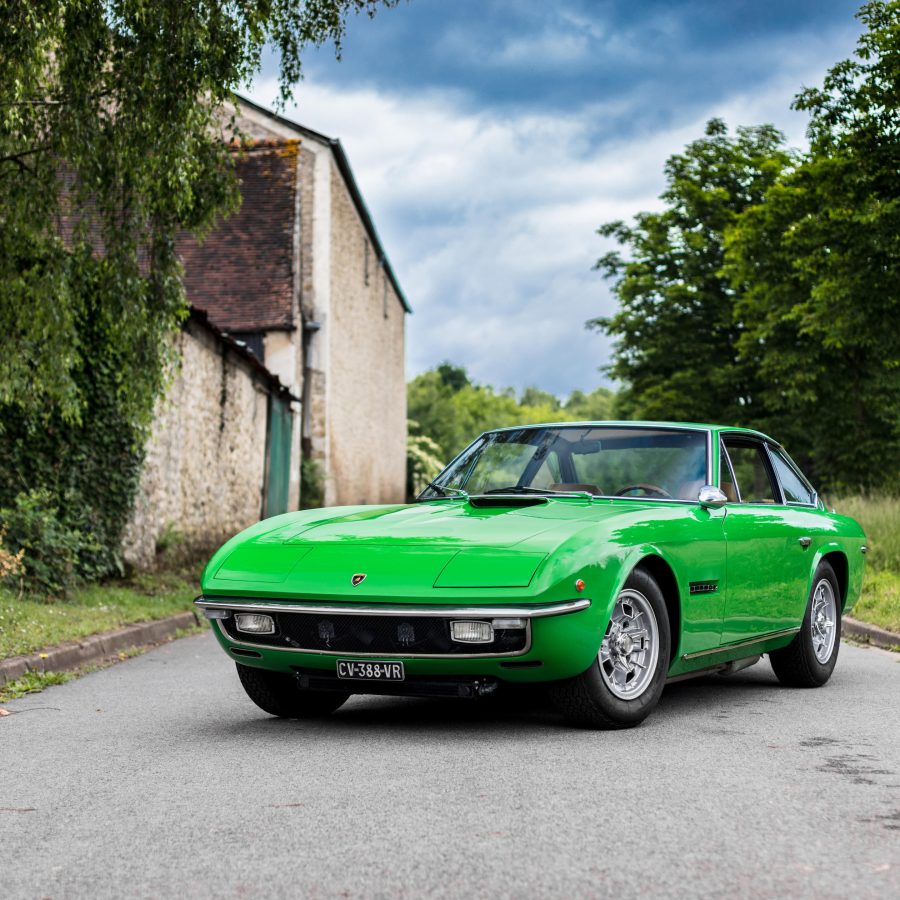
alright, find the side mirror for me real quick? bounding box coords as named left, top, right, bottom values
left=698, top=485, right=728, bottom=509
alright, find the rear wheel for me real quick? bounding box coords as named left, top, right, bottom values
left=236, top=664, right=349, bottom=718
left=549, top=568, right=670, bottom=729
left=769, top=561, right=841, bottom=687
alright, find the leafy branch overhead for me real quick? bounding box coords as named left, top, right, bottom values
left=0, top=0, right=398, bottom=424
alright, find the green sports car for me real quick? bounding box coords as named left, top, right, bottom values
left=197, top=422, right=867, bottom=728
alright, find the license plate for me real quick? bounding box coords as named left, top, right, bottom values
left=336, top=660, right=405, bottom=681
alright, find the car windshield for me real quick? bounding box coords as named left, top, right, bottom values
left=419, top=426, right=709, bottom=502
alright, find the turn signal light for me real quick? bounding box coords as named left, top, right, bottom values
left=450, top=621, right=493, bottom=643
left=234, top=613, right=276, bottom=634
left=491, top=617, right=526, bottom=629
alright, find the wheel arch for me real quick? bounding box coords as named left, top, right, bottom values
left=820, top=549, right=849, bottom=610
left=632, top=554, right=681, bottom=664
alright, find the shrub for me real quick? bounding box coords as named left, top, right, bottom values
left=0, top=489, right=100, bottom=597
left=301, top=458, right=325, bottom=509
left=0, top=526, right=25, bottom=594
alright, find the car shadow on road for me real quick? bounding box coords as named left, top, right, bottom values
left=191, top=661, right=792, bottom=740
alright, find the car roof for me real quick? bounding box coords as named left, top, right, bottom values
left=486, top=421, right=776, bottom=442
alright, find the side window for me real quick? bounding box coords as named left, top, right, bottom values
left=769, top=447, right=816, bottom=505
left=723, top=440, right=778, bottom=504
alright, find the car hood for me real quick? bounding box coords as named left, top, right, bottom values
left=204, top=499, right=633, bottom=601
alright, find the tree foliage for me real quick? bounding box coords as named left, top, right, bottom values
left=1, top=0, right=397, bottom=423
left=590, top=119, right=791, bottom=425
left=0, top=1, right=397, bottom=587
left=594, top=1, right=900, bottom=491
left=726, top=0, right=900, bottom=488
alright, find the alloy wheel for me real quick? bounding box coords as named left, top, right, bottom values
left=599, top=588, right=660, bottom=699
left=810, top=578, right=837, bottom=664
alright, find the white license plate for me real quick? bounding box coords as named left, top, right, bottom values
left=336, top=660, right=405, bottom=681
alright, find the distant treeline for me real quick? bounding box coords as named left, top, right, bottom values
left=406, top=364, right=615, bottom=495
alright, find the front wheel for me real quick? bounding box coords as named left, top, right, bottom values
left=769, top=562, right=841, bottom=687
left=549, top=568, right=671, bottom=729
left=236, top=664, right=349, bottom=718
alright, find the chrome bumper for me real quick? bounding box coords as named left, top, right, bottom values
left=194, top=596, right=591, bottom=619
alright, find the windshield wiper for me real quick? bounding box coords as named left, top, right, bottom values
left=417, top=482, right=469, bottom=501
left=482, top=486, right=594, bottom=499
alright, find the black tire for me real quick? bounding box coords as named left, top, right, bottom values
left=549, top=568, right=671, bottom=729
left=769, top=561, right=841, bottom=687
left=236, top=664, right=349, bottom=718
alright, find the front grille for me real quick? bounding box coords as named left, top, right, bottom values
left=222, top=611, right=528, bottom=656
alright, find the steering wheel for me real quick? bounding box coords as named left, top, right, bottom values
left=614, top=483, right=673, bottom=499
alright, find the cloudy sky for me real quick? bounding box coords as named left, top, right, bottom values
left=248, top=0, right=863, bottom=397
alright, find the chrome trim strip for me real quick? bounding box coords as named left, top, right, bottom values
left=196, top=597, right=591, bottom=619
left=681, top=627, right=801, bottom=661
left=215, top=619, right=536, bottom=660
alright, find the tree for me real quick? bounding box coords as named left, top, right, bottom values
left=563, top=387, right=615, bottom=421
left=726, top=0, right=900, bottom=489
left=590, top=119, right=791, bottom=424
left=0, top=1, right=398, bottom=585
left=407, top=365, right=618, bottom=466
left=1, top=1, right=397, bottom=423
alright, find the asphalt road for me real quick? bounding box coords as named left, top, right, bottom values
left=2, top=633, right=898, bottom=900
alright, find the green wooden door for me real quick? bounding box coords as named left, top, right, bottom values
left=264, top=395, right=293, bottom=518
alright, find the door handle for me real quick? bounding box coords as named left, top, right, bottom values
left=798, top=536, right=811, bottom=549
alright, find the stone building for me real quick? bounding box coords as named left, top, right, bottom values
left=183, top=96, right=410, bottom=509
left=123, top=97, right=409, bottom=567
left=122, top=309, right=300, bottom=568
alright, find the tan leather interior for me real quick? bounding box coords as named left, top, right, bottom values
left=722, top=481, right=738, bottom=502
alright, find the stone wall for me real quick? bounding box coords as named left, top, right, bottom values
left=122, top=318, right=272, bottom=569
left=326, top=159, right=407, bottom=506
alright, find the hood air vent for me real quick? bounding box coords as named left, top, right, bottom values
left=468, top=496, right=549, bottom=509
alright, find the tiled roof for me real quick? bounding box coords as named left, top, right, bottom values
left=178, top=142, right=300, bottom=332
left=237, top=95, right=411, bottom=314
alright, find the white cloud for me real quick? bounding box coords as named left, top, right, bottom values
left=248, top=36, right=845, bottom=396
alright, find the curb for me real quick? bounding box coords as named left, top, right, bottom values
left=0, top=611, right=201, bottom=687
left=843, top=616, right=900, bottom=651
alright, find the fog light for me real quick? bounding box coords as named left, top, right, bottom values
left=234, top=613, right=275, bottom=634
left=450, top=621, right=493, bottom=643
left=492, top=617, right=526, bottom=630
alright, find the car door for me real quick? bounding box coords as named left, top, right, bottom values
left=719, top=435, right=810, bottom=645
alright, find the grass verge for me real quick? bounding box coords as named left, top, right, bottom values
left=851, top=570, right=900, bottom=635
left=0, top=569, right=199, bottom=660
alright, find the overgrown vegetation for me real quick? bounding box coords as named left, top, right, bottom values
left=0, top=670, right=73, bottom=704
left=593, top=1, right=900, bottom=493
left=0, top=1, right=399, bottom=594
